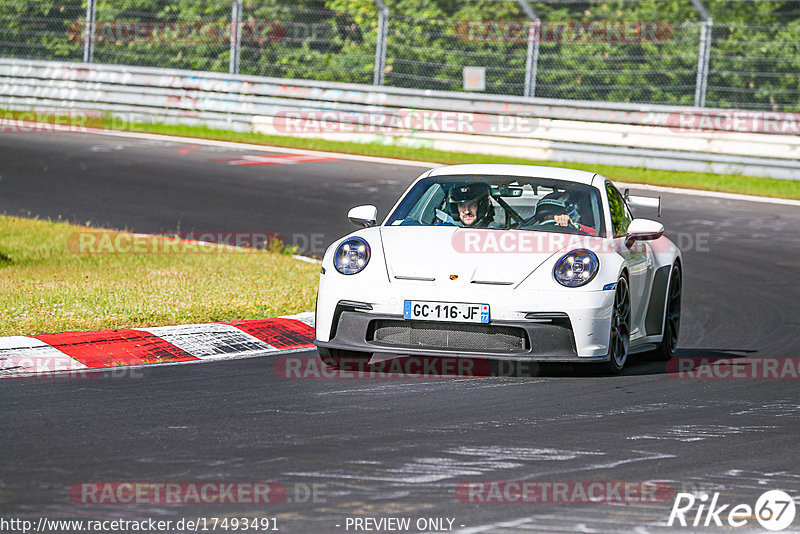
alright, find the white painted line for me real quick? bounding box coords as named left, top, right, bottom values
left=0, top=336, right=51, bottom=351
left=292, top=254, right=322, bottom=265
left=140, top=323, right=277, bottom=359
left=88, top=128, right=439, bottom=168
left=87, top=128, right=800, bottom=207
left=616, top=181, right=800, bottom=207
left=281, top=312, right=315, bottom=328
left=14, top=120, right=800, bottom=204
left=128, top=230, right=319, bottom=264
left=0, top=336, right=87, bottom=378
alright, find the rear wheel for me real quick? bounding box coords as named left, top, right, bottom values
left=604, top=276, right=631, bottom=375
left=318, top=347, right=372, bottom=370
left=649, top=265, right=682, bottom=361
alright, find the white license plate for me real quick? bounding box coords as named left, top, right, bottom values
left=403, top=301, right=490, bottom=323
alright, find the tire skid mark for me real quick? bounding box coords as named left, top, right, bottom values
left=33, top=329, right=200, bottom=368
left=223, top=317, right=315, bottom=350
left=142, top=323, right=274, bottom=358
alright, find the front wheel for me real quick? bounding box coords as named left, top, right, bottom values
left=317, top=347, right=372, bottom=370
left=604, top=276, right=631, bottom=375
left=649, top=265, right=682, bottom=361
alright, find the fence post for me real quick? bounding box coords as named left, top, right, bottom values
left=695, top=20, right=713, bottom=107
left=524, top=20, right=541, bottom=98
left=373, top=0, right=389, bottom=86
left=690, top=0, right=712, bottom=107
left=83, top=0, right=96, bottom=63
left=229, top=0, right=243, bottom=75
left=516, top=0, right=540, bottom=98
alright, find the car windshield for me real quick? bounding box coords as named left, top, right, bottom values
left=385, top=175, right=605, bottom=236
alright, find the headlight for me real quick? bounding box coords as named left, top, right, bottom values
left=553, top=249, right=599, bottom=287
left=334, top=237, right=370, bottom=275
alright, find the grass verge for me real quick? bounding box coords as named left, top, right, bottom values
left=125, top=122, right=800, bottom=201
left=0, top=215, right=319, bottom=336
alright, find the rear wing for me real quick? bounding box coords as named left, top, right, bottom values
left=624, top=189, right=661, bottom=217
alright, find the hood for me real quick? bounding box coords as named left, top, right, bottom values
left=379, top=226, right=571, bottom=287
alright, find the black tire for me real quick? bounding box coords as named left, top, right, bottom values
left=317, top=347, right=372, bottom=370
left=648, top=265, right=682, bottom=361
left=604, top=276, right=631, bottom=375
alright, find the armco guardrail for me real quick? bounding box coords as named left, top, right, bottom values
left=1, top=59, right=798, bottom=180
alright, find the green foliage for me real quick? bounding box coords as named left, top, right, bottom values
left=1, top=0, right=798, bottom=109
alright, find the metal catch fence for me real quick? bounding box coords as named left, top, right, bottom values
left=2, top=0, right=799, bottom=111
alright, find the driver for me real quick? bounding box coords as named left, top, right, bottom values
left=533, top=193, right=597, bottom=235
left=447, top=183, right=496, bottom=227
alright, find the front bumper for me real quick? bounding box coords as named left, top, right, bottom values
left=315, top=310, right=610, bottom=362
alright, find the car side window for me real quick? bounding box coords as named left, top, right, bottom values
left=605, top=182, right=632, bottom=237
left=407, top=184, right=444, bottom=224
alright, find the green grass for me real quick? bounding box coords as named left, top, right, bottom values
left=126, top=122, right=800, bottom=200
left=0, top=216, right=320, bottom=336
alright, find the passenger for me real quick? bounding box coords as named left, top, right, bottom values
left=532, top=193, right=597, bottom=235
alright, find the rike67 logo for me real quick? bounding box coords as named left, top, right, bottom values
left=668, top=490, right=796, bottom=531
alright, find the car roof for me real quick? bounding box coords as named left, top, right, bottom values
left=427, top=164, right=599, bottom=186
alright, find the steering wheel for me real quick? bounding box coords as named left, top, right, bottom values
left=533, top=218, right=561, bottom=226
left=532, top=217, right=595, bottom=236
left=513, top=215, right=560, bottom=229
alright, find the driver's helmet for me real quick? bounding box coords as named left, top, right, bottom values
left=533, top=192, right=580, bottom=224
left=447, top=182, right=495, bottom=226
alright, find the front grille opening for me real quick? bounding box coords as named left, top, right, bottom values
left=368, top=320, right=529, bottom=353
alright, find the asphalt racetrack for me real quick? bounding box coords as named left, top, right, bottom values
left=1, top=131, right=799, bottom=533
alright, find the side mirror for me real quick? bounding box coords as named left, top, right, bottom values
left=348, top=205, right=378, bottom=228
left=625, top=218, right=664, bottom=248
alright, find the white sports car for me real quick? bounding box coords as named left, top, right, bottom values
left=315, top=164, right=682, bottom=374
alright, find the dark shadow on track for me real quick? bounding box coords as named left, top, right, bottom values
left=531, top=348, right=758, bottom=378
left=320, top=348, right=759, bottom=379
